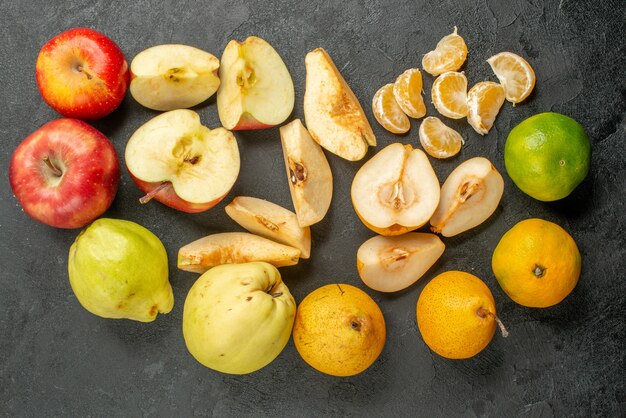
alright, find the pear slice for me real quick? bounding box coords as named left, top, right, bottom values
left=430, top=157, right=504, bottom=237
left=304, top=48, right=376, bottom=161
left=178, top=232, right=300, bottom=273
left=351, top=143, right=440, bottom=236
left=225, top=196, right=311, bottom=259
left=357, top=233, right=445, bottom=292
left=130, top=44, right=220, bottom=111
left=279, top=119, right=333, bottom=227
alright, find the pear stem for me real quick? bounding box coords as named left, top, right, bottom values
left=139, top=182, right=169, bottom=204
left=477, top=307, right=509, bottom=338
left=43, top=156, right=63, bottom=177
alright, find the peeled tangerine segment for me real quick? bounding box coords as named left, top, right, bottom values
left=351, top=143, right=440, bottom=236
left=430, top=157, right=504, bottom=237
left=178, top=232, right=300, bottom=273
left=487, top=52, right=536, bottom=104
left=357, top=233, right=445, bottom=292
left=393, top=69, right=426, bottom=119
left=225, top=196, right=311, bottom=259
left=431, top=71, right=468, bottom=119
left=419, top=116, right=464, bottom=159
left=467, top=81, right=505, bottom=135
left=280, top=119, right=333, bottom=227
left=373, top=84, right=410, bottom=134
left=422, top=27, right=468, bottom=76
left=130, top=44, right=220, bottom=111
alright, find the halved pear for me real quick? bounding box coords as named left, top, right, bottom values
left=304, top=48, right=376, bottom=161
left=125, top=109, right=240, bottom=213
left=351, top=143, right=440, bottom=236
left=430, top=157, right=504, bottom=237
left=225, top=196, right=311, bottom=259
left=357, top=233, right=445, bottom=292
left=217, top=36, right=294, bottom=130
left=178, top=232, right=300, bottom=273
left=130, top=44, right=220, bottom=111
left=279, top=119, right=333, bottom=227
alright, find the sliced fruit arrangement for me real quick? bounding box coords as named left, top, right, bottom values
left=177, top=232, right=300, bottom=274
left=280, top=119, right=333, bottom=227
left=304, top=48, right=376, bottom=161
left=125, top=109, right=240, bottom=213
left=422, top=27, right=468, bottom=76
left=351, top=143, right=440, bottom=236
left=129, top=44, right=220, bottom=111
left=393, top=68, right=427, bottom=119
left=357, top=233, right=445, bottom=292
left=487, top=52, right=536, bottom=105
left=372, top=84, right=411, bottom=134
left=419, top=116, right=464, bottom=159
left=431, top=71, right=468, bottom=119
left=466, top=81, right=506, bottom=135
left=217, top=36, right=295, bottom=130
left=430, top=157, right=504, bottom=237
left=225, top=196, right=311, bottom=259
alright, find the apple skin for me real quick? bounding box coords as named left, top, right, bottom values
left=232, top=113, right=274, bottom=131
left=9, top=118, right=120, bottom=229
left=128, top=172, right=225, bottom=214
left=36, top=27, right=129, bottom=120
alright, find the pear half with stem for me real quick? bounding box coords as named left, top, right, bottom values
left=280, top=119, right=333, bottom=227
left=351, top=143, right=440, bottom=236
left=430, top=157, right=504, bottom=237
left=225, top=196, right=311, bottom=259
left=357, top=233, right=445, bottom=292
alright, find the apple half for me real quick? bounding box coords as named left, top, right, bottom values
left=225, top=196, right=311, bottom=259
left=130, top=44, right=220, bottom=111
left=178, top=232, right=300, bottom=273
left=357, top=233, right=445, bottom=293
left=304, top=48, right=376, bottom=161
left=351, top=143, right=440, bottom=236
left=125, top=109, right=240, bottom=213
left=280, top=119, right=333, bottom=227
left=217, top=36, right=294, bottom=130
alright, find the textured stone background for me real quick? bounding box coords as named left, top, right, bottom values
left=1, top=0, right=625, bottom=416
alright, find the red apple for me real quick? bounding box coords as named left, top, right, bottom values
left=9, top=119, right=120, bottom=229
left=36, top=28, right=129, bottom=120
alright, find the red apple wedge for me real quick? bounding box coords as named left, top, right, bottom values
left=357, top=233, right=445, bottom=292
left=351, top=143, right=440, bottom=236
left=304, top=48, right=376, bottom=161
left=430, top=157, right=504, bottom=237
left=125, top=109, right=240, bottom=213
left=225, top=196, right=311, bottom=259
left=129, top=44, right=220, bottom=111
left=217, top=36, right=294, bottom=130
left=279, top=119, right=333, bottom=227
left=178, top=232, right=301, bottom=273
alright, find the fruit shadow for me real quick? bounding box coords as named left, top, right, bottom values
left=544, top=174, right=595, bottom=220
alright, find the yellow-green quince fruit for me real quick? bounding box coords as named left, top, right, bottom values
left=68, top=218, right=173, bottom=322
left=183, top=262, right=296, bottom=374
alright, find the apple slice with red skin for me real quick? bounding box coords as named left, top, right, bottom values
left=130, top=44, right=220, bottom=111
left=217, top=36, right=295, bottom=130
left=36, top=27, right=129, bottom=120
left=125, top=109, right=240, bottom=213
left=9, top=118, right=119, bottom=229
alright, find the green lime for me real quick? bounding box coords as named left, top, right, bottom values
left=504, top=112, right=591, bottom=201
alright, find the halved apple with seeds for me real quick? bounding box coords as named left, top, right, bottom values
left=225, top=196, right=311, bottom=259
left=178, top=232, right=300, bottom=274
left=280, top=119, right=333, bottom=227
left=357, top=233, right=445, bottom=292
left=129, top=44, right=220, bottom=111
left=304, top=48, right=376, bottom=161
left=217, top=36, right=294, bottom=130
left=125, top=109, right=240, bottom=213
left=351, top=143, right=440, bottom=236
left=430, top=157, right=504, bottom=237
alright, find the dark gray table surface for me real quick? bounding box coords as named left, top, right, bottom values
left=1, top=0, right=625, bottom=416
